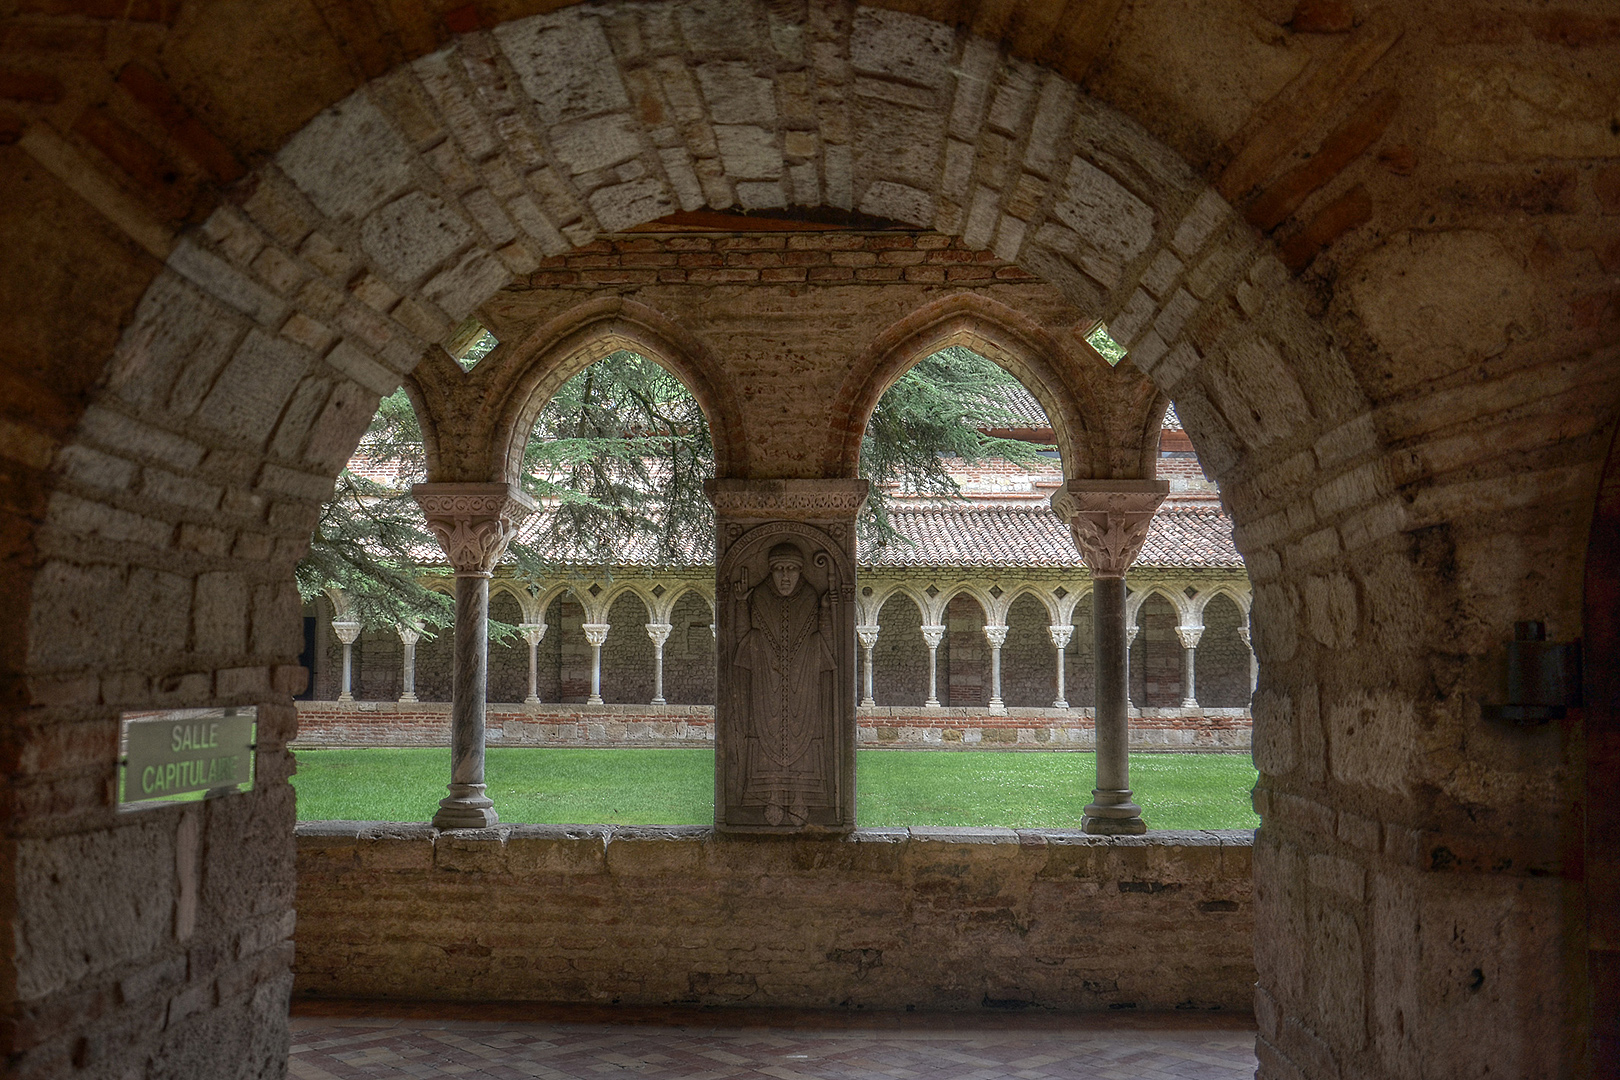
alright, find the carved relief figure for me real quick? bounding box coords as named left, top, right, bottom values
left=730, top=541, right=837, bottom=826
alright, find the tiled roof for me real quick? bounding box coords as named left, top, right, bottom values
left=990, top=382, right=1051, bottom=428
left=859, top=503, right=1241, bottom=569
left=404, top=501, right=1241, bottom=572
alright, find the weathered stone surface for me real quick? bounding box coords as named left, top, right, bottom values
left=277, top=95, right=415, bottom=221
left=294, top=826, right=1255, bottom=1010
left=361, top=192, right=476, bottom=286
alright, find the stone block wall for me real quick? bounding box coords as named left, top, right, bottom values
left=293, top=824, right=1256, bottom=1012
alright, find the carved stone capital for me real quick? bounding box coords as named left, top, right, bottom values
left=1050, top=479, right=1169, bottom=579
left=332, top=620, right=361, bottom=645
left=984, top=624, right=1009, bottom=648
left=1127, top=626, right=1141, bottom=646
left=856, top=624, right=880, bottom=650
left=645, top=622, right=673, bottom=647
left=920, top=625, right=946, bottom=649
left=1176, top=625, right=1205, bottom=649
left=706, top=478, right=869, bottom=562
left=411, top=482, right=536, bottom=575
left=397, top=626, right=421, bottom=646
left=1048, top=624, right=1074, bottom=649
left=1237, top=626, right=1252, bottom=648
left=520, top=622, right=547, bottom=647
left=582, top=623, right=610, bottom=647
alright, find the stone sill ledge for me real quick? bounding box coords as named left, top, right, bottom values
left=295, top=821, right=1254, bottom=849
left=295, top=701, right=1253, bottom=721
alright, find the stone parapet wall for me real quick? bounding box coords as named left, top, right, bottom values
left=293, top=701, right=1252, bottom=750
left=293, top=824, right=1255, bottom=1012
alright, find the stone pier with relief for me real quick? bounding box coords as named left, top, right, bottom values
left=706, top=479, right=868, bottom=833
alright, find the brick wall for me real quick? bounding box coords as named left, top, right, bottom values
left=294, top=825, right=1256, bottom=1012
left=293, top=701, right=1252, bottom=750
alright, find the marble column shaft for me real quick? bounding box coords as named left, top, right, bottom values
left=333, top=620, right=360, bottom=701
left=520, top=622, right=546, bottom=705
left=412, top=482, right=535, bottom=830
left=857, top=624, right=880, bottom=707
left=984, top=625, right=1007, bottom=710
left=1048, top=624, right=1073, bottom=708
left=646, top=622, right=673, bottom=705
left=1176, top=624, right=1204, bottom=708
left=398, top=627, right=420, bottom=703
left=920, top=625, right=945, bottom=708
left=582, top=623, right=609, bottom=704
left=1053, top=479, right=1168, bottom=836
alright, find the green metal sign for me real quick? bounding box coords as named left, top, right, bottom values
left=120, top=708, right=256, bottom=810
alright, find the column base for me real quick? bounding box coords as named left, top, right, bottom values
left=524, top=696, right=540, bottom=705
left=398, top=693, right=417, bottom=703
left=925, top=699, right=941, bottom=708
left=1053, top=698, right=1069, bottom=708
left=337, top=692, right=353, bottom=702
left=860, top=697, right=875, bottom=707
left=988, top=699, right=1005, bottom=712
left=1082, top=790, right=1146, bottom=835
left=587, top=695, right=604, bottom=705
left=433, top=784, right=498, bottom=830
left=1181, top=697, right=1199, bottom=709
left=651, top=697, right=666, bottom=705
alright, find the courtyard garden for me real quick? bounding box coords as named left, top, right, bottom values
left=290, top=747, right=1259, bottom=830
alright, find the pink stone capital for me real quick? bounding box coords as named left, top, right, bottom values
left=412, top=482, right=536, bottom=575
left=1051, top=479, right=1169, bottom=579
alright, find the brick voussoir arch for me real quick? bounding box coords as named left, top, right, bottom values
left=479, top=297, right=746, bottom=484
left=824, top=291, right=1104, bottom=481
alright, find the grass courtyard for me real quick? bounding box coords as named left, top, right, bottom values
left=290, top=747, right=1259, bottom=830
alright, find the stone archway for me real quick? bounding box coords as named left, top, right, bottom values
left=12, top=1, right=1597, bottom=1078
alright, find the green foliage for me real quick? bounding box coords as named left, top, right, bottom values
left=289, top=747, right=1260, bottom=829
left=514, top=351, right=715, bottom=572
left=858, top=344, right=1050, bottom=550
left=297, top=390, right=447, bottom=632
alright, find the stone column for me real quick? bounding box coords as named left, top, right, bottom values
left=332, top=620, right=360, bottom=701
left=706, top=478, right=867, bottom=833
left=856, top=624, right=880, bottom=707
left=1048, top=624, right=1073, bottom=708
left=582, top=623, right=610, bottom=704
left=920, top=625, right=946, bottom=707
left=1176, top=624, right=1204, bottom=709
left=984, top=625, right=1008, bottom=710
left=520, top=622, right=546, bottom=704
left=646, top=622, right=673, bottom=704
left=1052, top=480, right=1168, bottom=836
left=1239, top=622, right=1258, bottom=700
left=398, top=627, right=420, bottom=703
left=412, top=482, right=535, bottom=830
left=1126, top=624, right=1140, bottom=707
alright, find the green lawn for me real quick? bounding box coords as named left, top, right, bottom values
left=290, top=747, right=1258, bottom=830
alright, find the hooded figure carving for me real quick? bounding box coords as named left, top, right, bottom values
left=731, top=541, right=837, bottom=825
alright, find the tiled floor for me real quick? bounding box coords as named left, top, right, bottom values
left=289, top=1002, right=1258, bottom=1079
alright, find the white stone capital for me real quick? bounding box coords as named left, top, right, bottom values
left=1237, top=626, right=1252, bottom=647
left=411, top=482, right=537, bottom=574
left=1050, top=479, right=1169, bottom=579
left=582, top=622, right=610, bottom=647
left=397, top=626, right=421, bottom=646
left=1048, top=624, right=1074, bottom=649
left=1127, top=626, right=1141, bottom=646
left=332, top=620, right=361, bottom=645
left=920, top=624, right=946, bottom=649
left=1176, top=625, right=1205, bottom=648
left=645, top=621, right=673, bottom=647
left=984, top=624, right=1009, bottom=648
left=520, top=621, right=547, bottom=647
left=856, top=623, right=880, bottom=650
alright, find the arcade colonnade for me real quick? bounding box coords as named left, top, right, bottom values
left=313, top=567, right=1256, bottom=713
left=6, top=0, right=1611, bottom=1076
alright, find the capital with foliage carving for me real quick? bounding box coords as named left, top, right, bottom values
left=1050, top=479, right=1170, bottom=579
left=1048, top=624, right=1074, bottom=649
left=411, top=482, right=536, bottom=576
left=920, top=625, right=946, bottom=649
